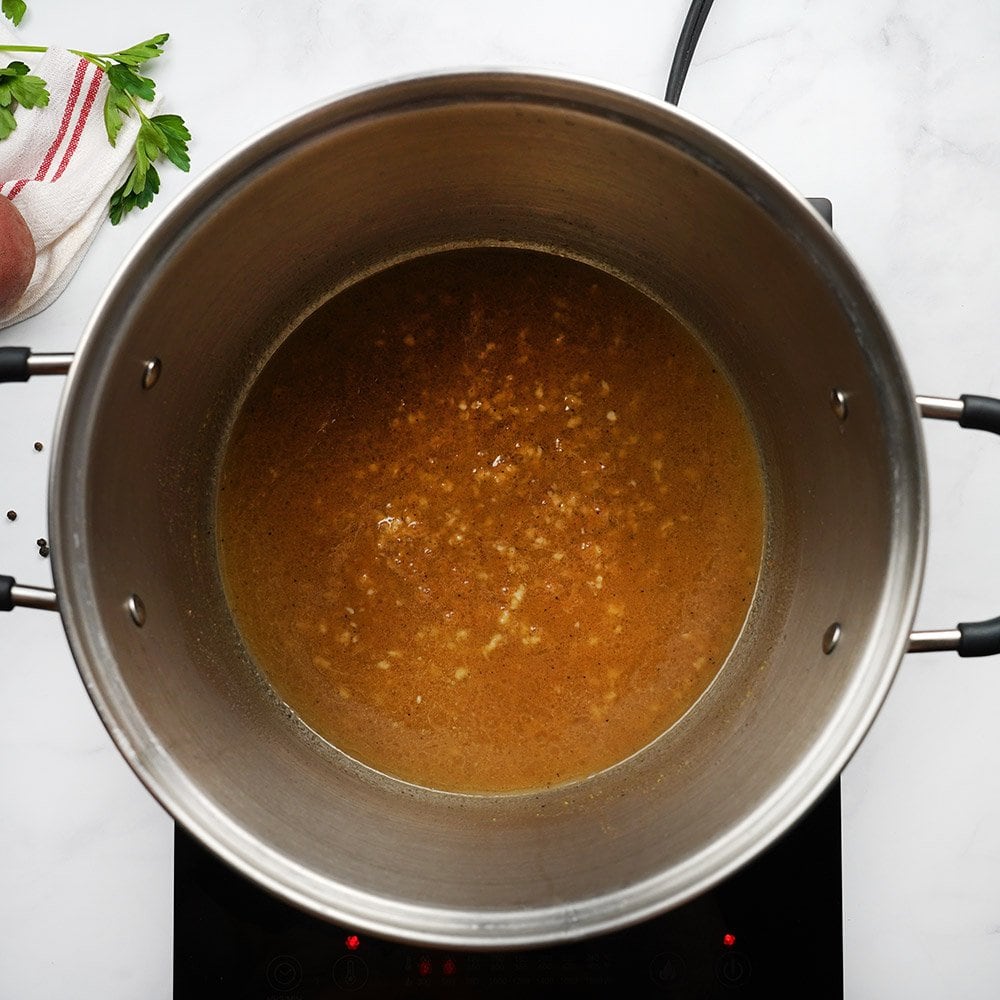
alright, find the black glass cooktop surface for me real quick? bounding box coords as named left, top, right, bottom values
left=174, top=778, right=842, bottom=1000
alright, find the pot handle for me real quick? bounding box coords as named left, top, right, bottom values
left=909, top=394, right=1000, bottom=655
left=1, top=346, right=71, bottom=612
left=0, top=346, right=74, bottom=381
left=1, top=576, right=58, bottom=611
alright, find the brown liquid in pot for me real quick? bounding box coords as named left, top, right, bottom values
left=217, top=248, right=764, bottom=793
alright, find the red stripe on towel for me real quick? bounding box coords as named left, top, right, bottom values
left=52, top=63, right=104, bottom=181
left=7, top=58, right=89, bottom=200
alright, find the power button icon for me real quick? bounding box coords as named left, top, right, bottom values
left=715, top=950, right=752, bottom=989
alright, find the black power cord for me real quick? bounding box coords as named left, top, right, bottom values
left=664, top=0, right=716, bottom=104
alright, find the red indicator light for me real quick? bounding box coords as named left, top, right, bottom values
left=443, top=958, right=457, bottom=976
left=344, top=934, right=360, bottom=951
left=418, top=957, right=433, bottom=976
left=723, top=933, right=736, bottom=948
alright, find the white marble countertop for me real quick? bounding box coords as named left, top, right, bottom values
left=2, top=1, right=1000, bottom=997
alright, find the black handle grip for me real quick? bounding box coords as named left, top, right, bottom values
left=1, top=575, right=14, bottom=612
left=0, top=346, right=31, bottom=383
left=957, top=395, right=1000, bottom=656
left=958, top=616, right=1000, bottom=657
left=959, top=394, right=1000, bottom=435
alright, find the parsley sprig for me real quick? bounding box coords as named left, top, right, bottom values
left=0, top=59, right=49, bottom=139
left=0, top=14, right=191, bottom=224
left=73, top=34, right=192, bottom=223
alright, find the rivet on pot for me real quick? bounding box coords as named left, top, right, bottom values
left=830, top=389, right=848, bottom=421
left=142, top=358, right=162, bottom=390
left=822, top=622, right=841, bottom=654
left=128, top=594, right=146, bottom=627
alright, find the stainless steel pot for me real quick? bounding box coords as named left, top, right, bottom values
left=3, top=71, right=999, bottom=947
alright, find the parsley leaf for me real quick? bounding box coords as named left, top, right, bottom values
left=0, top=60, right=50, bottom=136
left=6, top=68, right=49, bottom=108
left=108, top=33, right=169, bottom=67
left=103, top=84, right=132, bottom=146
left=137, top=117, right=167, bottom=165
left=122, top=125, right=151, bottom=197
left=0, top=105, right=16, bottom=140
left=110, top=162, right=159, bottom=225
left=149, top=114, right=190, bottom=172
left=2, top=0, right=27, bottom=27
left=107, top=63, right=155, bottom=102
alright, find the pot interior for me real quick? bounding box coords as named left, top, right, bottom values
left=53, top=73, right=925, bottom=945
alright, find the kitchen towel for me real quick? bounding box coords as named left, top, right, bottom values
left=0, top=22, right=156, bottom=328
